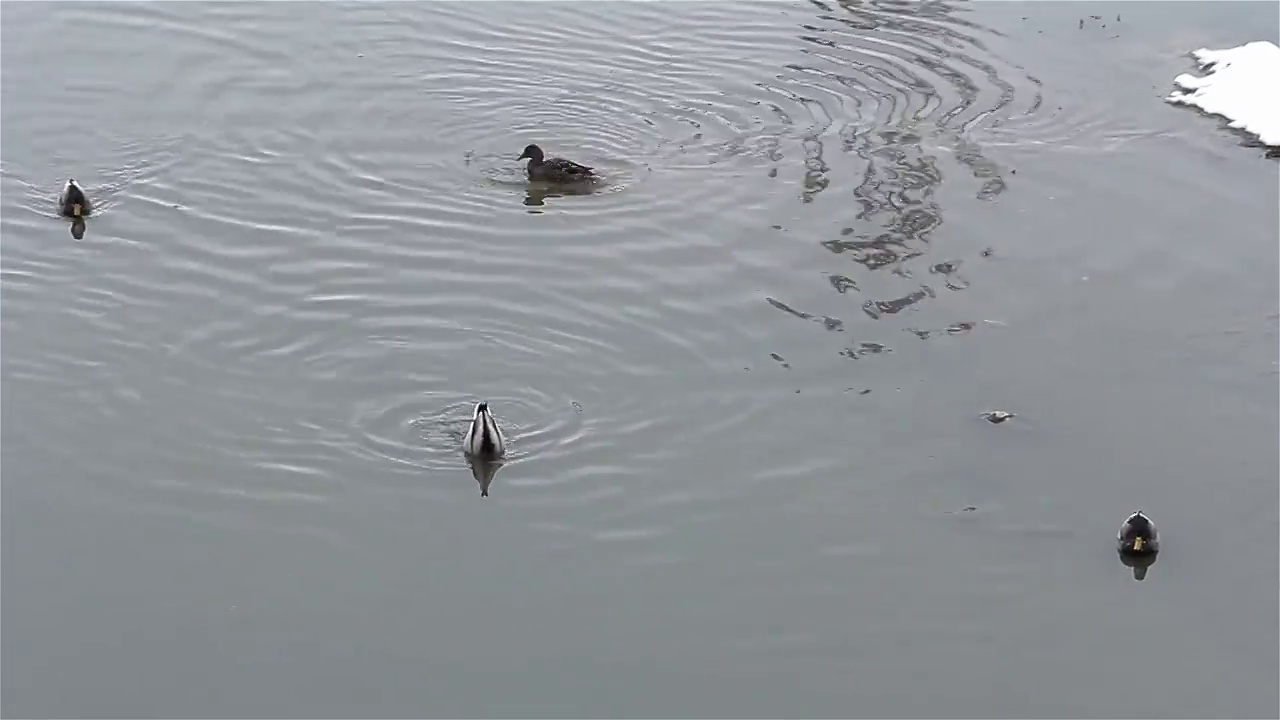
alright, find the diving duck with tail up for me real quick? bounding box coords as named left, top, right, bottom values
left=463, top=402, right=506, bottom=498
left=463, top=402, right=506, bottom=461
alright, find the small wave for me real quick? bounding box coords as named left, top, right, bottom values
left=2, top=0, right=1046, bottom=534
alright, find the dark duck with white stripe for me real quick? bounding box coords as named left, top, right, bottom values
left=517, top=144, right=594, bottom=183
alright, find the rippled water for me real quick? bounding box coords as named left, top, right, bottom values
left=4, top=2, right=1277, bottom=717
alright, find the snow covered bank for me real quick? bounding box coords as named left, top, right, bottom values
left=1166, top=40, right=1280, bottom=148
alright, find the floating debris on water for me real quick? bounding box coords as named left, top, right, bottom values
left=840, top=342, right=890, bottom=360
left=905, top=321, right=973, bottom=339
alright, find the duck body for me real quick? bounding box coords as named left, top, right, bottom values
left=1117, top=510, right=1159, bottom=555
left=58, top=179, right=91, bottom=218
left=462, top=402, right=506, bottom=461
left=518, top=144, right=594, bottom=183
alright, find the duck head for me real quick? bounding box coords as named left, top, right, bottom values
left=517, top=144, right=544, bottom=163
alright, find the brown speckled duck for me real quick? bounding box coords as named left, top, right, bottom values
left=517, top=144, right=594, bottom=183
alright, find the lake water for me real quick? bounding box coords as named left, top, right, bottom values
left=3, top=2, right=1277, bottom=717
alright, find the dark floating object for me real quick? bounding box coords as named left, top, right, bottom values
left=517, top=144, right=595, bottom=183
left=1117, top=511, right=1160, bottom=581
left=58, top=178, right=91, bottom=218
left=1117, top=510, right=1160, bottom=556
left=980, top=410, right=1015, bottom=424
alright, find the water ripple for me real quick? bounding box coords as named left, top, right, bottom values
left=3, top=0, right=1047, bottom=532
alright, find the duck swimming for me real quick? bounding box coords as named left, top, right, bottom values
left=517, top=144, right=594, bottom=183
left=1117, top=510, right=1159, bottom=555
left=462, top=402, right=506, bottom=461
left=58, top=179, right=91, bottom=218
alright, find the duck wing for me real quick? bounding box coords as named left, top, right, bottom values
left=547, top=157, right=594, bottom=176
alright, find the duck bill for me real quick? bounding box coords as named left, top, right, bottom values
left=72, top=203, right=82, bottom=217
left=1132, top=537, right=1144, bottom=552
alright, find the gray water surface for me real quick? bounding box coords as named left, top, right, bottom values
left=3, top=2, right=1277, bottom=717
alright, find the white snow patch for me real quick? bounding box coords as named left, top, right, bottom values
left=1166, top=40, right=1280, bottom=147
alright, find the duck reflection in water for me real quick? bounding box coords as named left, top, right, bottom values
left=523, top=181, right=598, bottom=209
left=467, top=455, right=504, bottom=498
left=1118, top=550, right=1158, bottom=581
